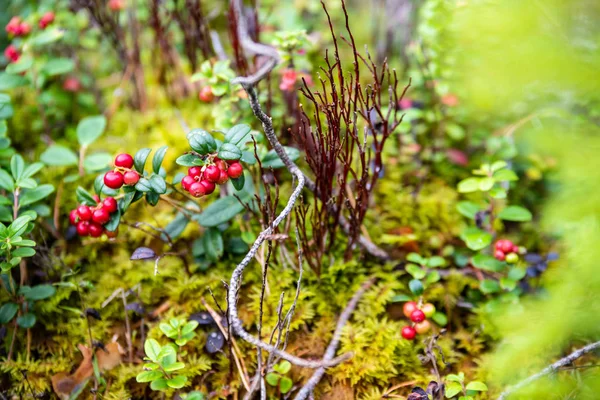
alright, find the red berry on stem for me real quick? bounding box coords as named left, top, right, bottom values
left=494, top=250, right=506, bottom=261
left=123, top=170, right=140, bottom=186
left=199, top=86, right=214, bottom=102
left=77, top=205, right=92, bottom=221
left=76, top=221, right=90, bottom=236
left=496, top=239, right=514, bottom=254
left=410, top=309, right=426, bottom=323
left=217, top=170, right=229, bottom=185
left=114, top=153, right=134, bottom=168
left=88, top=222, right=104, bottom=237
left=189, top=182, right=206, bottom=197
left=401, top=326, right=416, bottom=340
left=103, top=197, right=118, bottom=213
left=227, top=162, right=243, bottom=179
left=69, top=210, right=80, bottom=225
left=104, top=171, right=124, bottom=189
left=200, top=180, right=215, bottom=195
left=92, top=208, right=110, bottom=224
left=181, top=175, right=195, bottom=191
left=403, top=301, right=417, bottom=319
left=215, top=159, right=228, bottom=170
left=188, top=166, right=202, bottom=178
left=204, top=165, right=220, bottom=183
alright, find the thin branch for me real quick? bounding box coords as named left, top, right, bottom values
left=294, top=277, right=376, bottom=400
left=497, top=340, right=600, bottom=400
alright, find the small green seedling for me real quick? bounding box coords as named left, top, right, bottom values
left=444, top=372, right=488, bottom=399
left=266, top=361, right=293, bottom=394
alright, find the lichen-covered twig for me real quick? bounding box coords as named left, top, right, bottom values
left=497, top=340, right=600, bottom=400
left=294, top=278, right=375, bottom=400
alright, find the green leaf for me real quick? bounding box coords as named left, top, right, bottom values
left=188, top=129, right=217, bottom=154
left=17, top=313, right=36, bottom=328
left=159, top=322, right=177, bottom=338
left=276, top=360, right=291, bottom=374
left=134, top=148, right=152, bottom=173
left=432, top=312, right=448, bottom=326
left=500, top=278, right=517, bottom=291
left=181, top=320, right=199, bottom=335
left=465, top=381, right=488, bottom=391
left=135, top=178, right=152, bottom=192
left=161, top=212, right=189, bottom=241
left=0, top=169, right=15, bottom=191
left=10, top=155, right=24, bottom=180
left=22, top=284, right=55, bottom=301
left=456, top=201, right=482, bottom=219
left=136, top=370, right=164, bottom=383
left=166, top=375, right=187, bottom=389
left=261, top=147, right=300, bottom=169
left=406, top=252, right=424, bottom=264
left=76, top=187, right=96, bottom=206
left=77, top=115, right=107, bottom=146
left=460, top=227, right=492, bottom=251
left=42, top=58, right=75, bottom=76
left=144, top=338, right=162, bottom=362
left=480, top=279, right=501, bottom=294
left=20, top=184, right=54, bottom=207
left=498, top=206, right=532, bottom=222
left=445, top=381, right=463, bottom=398
left=104, top=209, right=121, bottom=232
left=408, top=279, right=424, bottom=295
left=225, top=124, right=251, bottom=146
left=457, top=177, right=480, bottom=193
left=406, top=264, right=426, bottom=279
left=21, top=163, right=44, bottom=180
left=5, top=56, right=33, bottom=74
left=471, top=254, right=505, bottom=272
left=164, top=362, right=185, bottom=372
left=152, top=146, right=168, bottom=174
left=490, top=161, right=507, bottom=172
left=446, top=374, right=463, bottom=383
left=478, top=177, right=495, bottom=191
left=31, top=28, right=64, bottom=46
left=176, top=154, right=203, bottom=167
left=390, top=294, right=412, bottom=303
left=427, top=256, right=446, bottom=268
left=196, top=196, right=245, bottom=227
left=0, top=302, right=18, bottom=323
left=493, top=169, right=518, bottom=182
left=508, top=267, right=527, bottom=281
left=83, top=153, right=112, bottom=172
left=265, top=373, right=279, bottom=386
left=240, top=151, right=257, bottom=165
left=146, top=191, right=159, bottom=206
left=12, top=247, right=35, bottom=258
left=150, top=378, right=168, bottom=391
left=279, top=376, right=293, bottom=393
left=202, top=228, right=224, bottom=262
left=0, top=72, right=28, bottom=90
left=149, top=175, right=167, bottom=194
left=9, top=215, right=32, bottom=235
left=40, top=145, right=78, bottom=166
left=218, top=143, right=242, bottom=160
left=230, top=173, right=245, bottom=191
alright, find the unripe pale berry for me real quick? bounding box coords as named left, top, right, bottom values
left=77, top=205, right=92, bottom=221
left=401, top=326, right=416, bottom=340
left=505, top=252, right=519, bottom=264
left=227, top=162, right=243, bottom=179
left=199, top=180, right=216, bottom=195
left=92, top=208, right=110, bottom=224
left=114, top=153, right=134, bottom=168
left=204, top=165, right=221, bottom=183
left=123, top=170, right=140, bottom=186
left=88, top=222, right=104, bottom=237
left=415, top=320, right=432, bottom=334
left=422, top=303, right=436, bottom=318
left=76, top=221, right=90, bottom=236
left=104, top=171, right=124, bottom=189
left=403, top=301, right=417, bottom=319
left=103, top=197, right=118, bottom=213
left=410, top=309, right=426, bottom=323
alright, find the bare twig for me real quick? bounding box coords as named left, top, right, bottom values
left=294, top=278, right=375, bottom=400
left=497, top=341, right=600, bottom=400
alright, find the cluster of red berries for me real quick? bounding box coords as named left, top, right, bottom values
left=4, top=12, right=55, bottom=64
left=69, top=196, right=118, bottom=238
left=4, top=45, right=19, bottom=63
left=181, top=159, right=243, bottom=198
left=38, top=12, right=55, bottom=29
left=5, top=16, right=31, bottom=37
left=103, top=154, right=140, bottom=189
left=401, top=301, right=435, bottom=340
left=494, top=239, right=520, bottom=264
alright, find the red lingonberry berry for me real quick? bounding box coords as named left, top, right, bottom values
left=198, top=86, right=214, bottom=102
left=105, top=229, right=118, bottom=238
left=88, top=222, right=104, bottom=237
left=401, top=326, right=416, bottom=340
left=76, top=221, right=90, bottom=236
left=403, top=301, right=417, bottom=319
left=103, top=197, right=118, bottom=213
left=199, top=180, right=215, bottom=195
left=69, top=210, right=80, bottom=225
left=204, top=165, right=220, bottom=183
left=63, top=77, right=81, bottom=92
left=77, top=205, right=92, bottom=221
left=92, top=208, right=110, bottom=224
left=494, top=250, right=506, bottom=261
left=188, top=166, right=202, bottom=178
left=18, top=22, right=30, bottom=36
left=227, top=162, right=243, bottom=179
left=39, top=12, right=55, bottom=29
left=123, top=170, right=140, bottom=186
left=189, top=182, right=206, bottom=197
left=512, top=245, right=520, bottom=254
left=4, top=45, right=19, bottom=63
left=181, top=175, right=195, bottom=191
left=410, top=309, right=426, bottom=323
left=93, top=194, right=101, bottom=203
left=495, top=239, right=514, bottom=254
left=114, top=153, right=134, bottom=168
left=6, top=17, right=21, bottom=35
left=216, top=170, right=229, bottom=185
left=216, top=160, right=228, bottom=170
left=415, top=320, right=432, bottom=334
left=108, top=0, right=124, bottom=11
left=104, top=171, right=124, bottom=189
